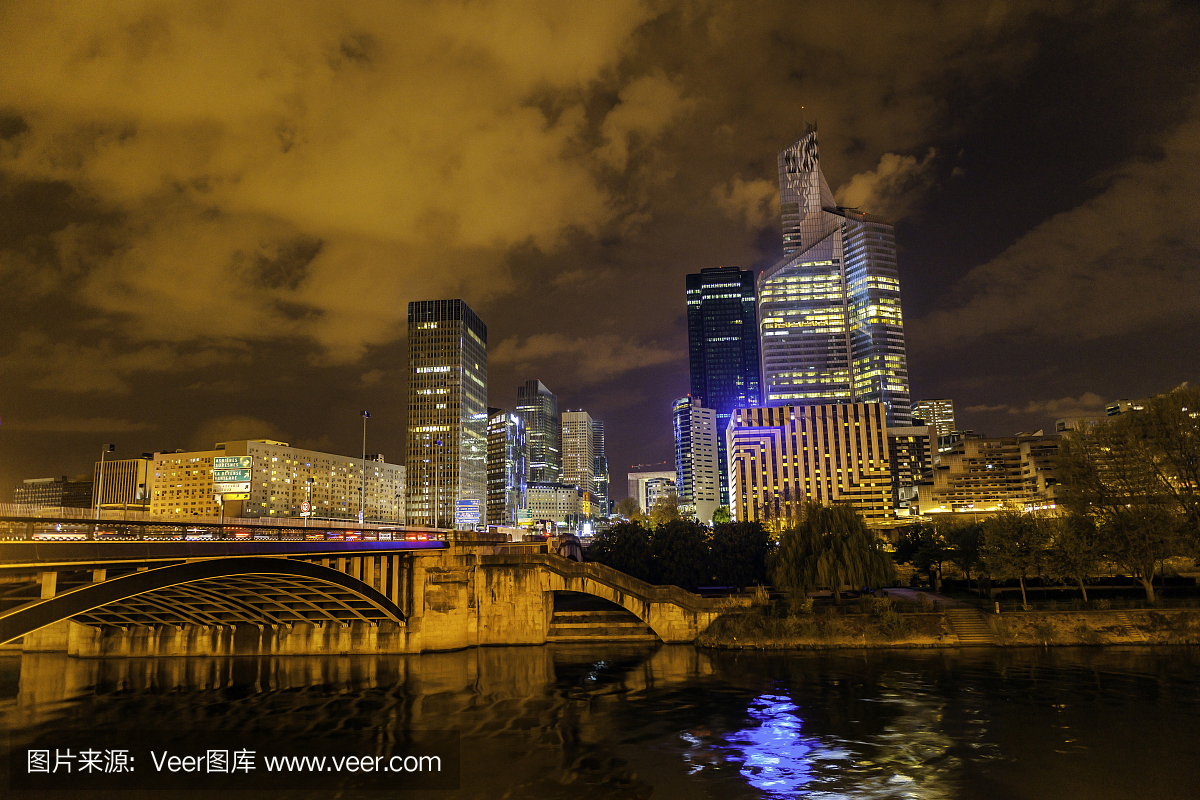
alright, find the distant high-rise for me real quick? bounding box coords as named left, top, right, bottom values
left=561, top=410, right=596, bottom=496
left=406, top=299, right=488, bottom=527
left=672, top=396, right=720, bottom=523
left=591, top=419, right=610, bottom=516
left=686, top=266, right=761, bottom=506
left=912, top=398, right=955, bottom=438
left=759, top=123, right=912, bottom=426
left=517, top=380, right=561, bottom=483
left=487, top=407, right=526, bottom=527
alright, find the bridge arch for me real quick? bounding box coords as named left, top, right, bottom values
left=0, top=557, right=405, bottom=645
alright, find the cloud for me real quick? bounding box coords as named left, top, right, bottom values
left=490, top=333, right=680, bottom=387
left=712, top=177, right=780, bottom=229
left=598, top=72, right=695, bottom=171
left=2, top=417, right=155, bottom=433
left=965, top=392, right=1107, bottom=418
left=912, top=101, right=1200, bottom=350
left=834, top=148, right=937, bottom=219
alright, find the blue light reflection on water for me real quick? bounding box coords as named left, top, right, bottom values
left=724, top=693, right=816, bottom=796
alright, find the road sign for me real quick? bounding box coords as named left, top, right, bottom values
left=455, top=499, right=481, bottom=525
left=215, top=482, right=251, bottom=492
left=517, top=509, right=532, bottom=523
left=300, top=500, right=312, bottom=517
left=214, top=456, right=252, bottom=470
left=221, top=492, right=250, bottom=501
left=213, top=468, right=252, bottom=483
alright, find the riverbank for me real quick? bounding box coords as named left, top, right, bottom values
left=696, top=606, right=1200, bottom=649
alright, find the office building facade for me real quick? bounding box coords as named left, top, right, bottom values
left=759, top=123, right=911, bottom=426
left=406, top=299, right=488, bottom=527
left=13, top=476, right=93, bottom=509
left=487, top=407, right=527, bottom=527
left=93, top=457, right=152, bottom=512
left=686, top=266, right=762, bottom=505
left=626, top=470, right=677, bottom=513
left=919, top=433, right=1062, bottom=515
left=887, top=425, right=933, bottom=514
left=728, top=402, right=892, bottom=525
left=561, top=410, right=596, bottom=496
left=526, top=482, right=588, bottom=526
left=150, top=439, right=404, bottom=522
left=911, top=399, right=955, bottom=439
left=672, top=396, right=720, bottom=523
left=517, top=379, right=561, bottom=484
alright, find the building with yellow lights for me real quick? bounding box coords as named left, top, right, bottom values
left=917, top=432, right=1062, bottom=515
left=728, top=402, right=893, bottom=525
left=149, top=439, right=404, bottom=523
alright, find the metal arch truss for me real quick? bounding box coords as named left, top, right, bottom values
left=0, top=557, right=405, bottom=645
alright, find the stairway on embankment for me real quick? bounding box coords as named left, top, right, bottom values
left=946, top=608, right=996, bottom=645
left=546, top=592, right=658, bottom=642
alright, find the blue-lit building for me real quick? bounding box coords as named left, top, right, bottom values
left=758, top=123, right=912, bottom=426
left=686, top=266, right=762, bottom=505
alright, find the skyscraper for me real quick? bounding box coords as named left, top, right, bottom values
left=672, top=396, right=720, bottom=523
left=406, top=299, right=488, bottom=527
left=911, top=398, right=955, bottom=439
left=591, top=419, right=610, bottom=517
left=561, top=410, right=595, bottom=496
left=759, top=123, right=912, bottom=425
left=487, top=407, right=526, bottom=527
left=686, top=266, right=761, bottom=506
left=517, top=380, right=561, bottom=483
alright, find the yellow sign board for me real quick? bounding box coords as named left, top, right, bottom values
left=221, top=493, right=250, bottom=501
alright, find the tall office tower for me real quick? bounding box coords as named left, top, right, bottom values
left=759, top=123, right=912, bottom=425
left=672, top=396, right=720, bottom=523
left=686, top=266, right=761, bottom=506
left=517, top=380, right=561, bottom=483
left=728, top=402, right=892, bottom=525
left=591, top=419, right=610, bottom=516
left=487, top=407, right=527, bottom=527
left=911, top=398, right=955, bottom=439
left=561, top=410, right=596, bottom=496
left=406, top=299, right=488, bottom=528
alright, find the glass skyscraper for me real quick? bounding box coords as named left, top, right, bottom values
left=686, top=266, right=761, bottom=505
left=516, top=379, right=561, bottom=483
left=759, top=123, right=912, bottom=426
left=405, top=299, right=488, bottom=527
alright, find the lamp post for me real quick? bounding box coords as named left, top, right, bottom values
left=360, top=411, right=371, bottom=525
left=95, top=444, right=115, bottom=521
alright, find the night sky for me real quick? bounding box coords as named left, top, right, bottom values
left=2, top=1, right=1198, bottom=499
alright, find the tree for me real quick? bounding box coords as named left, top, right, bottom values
left=771, top=503, right=896, bottom=604
left=945, top=522, right=986, bottom=596
left=650, top=520, right=711, bottom=591
left=711, top=505, right=732, bottom=524
left=648, top=493, right=682, bottom=528
left=982, top=510, right=1050, bottom=608
left=614, top=496, right=644, bottom=522
left=709, top=521, right=774, bottom=590
left=586, top=521, right=652, bottom=581
left=1130, top=385, right=1200, bottom=547
left=893, top=523, right=951, bottom=591
left=1058, top=414, right=1183, bottom=602
left=1044, top=514, right=1100, bottom=602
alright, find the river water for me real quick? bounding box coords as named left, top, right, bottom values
left=3, top=644, right=1199, bottom=799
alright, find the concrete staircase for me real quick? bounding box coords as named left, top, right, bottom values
left=545, top=609, right=658, bottom=643
left=946, top=608, right=996, bottom=645
left=1115, top=612, right=1146, bottom=641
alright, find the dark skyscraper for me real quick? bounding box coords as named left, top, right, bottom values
left=686, top=265, right=761, bottom=506
left=759, top=123, right=912, bottom=426
left=405, top=299, right=488, bottom=527
left=516, top=379, right=561, bottom=484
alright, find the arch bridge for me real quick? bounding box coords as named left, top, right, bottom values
left=0, top=529, right=741, bottom=657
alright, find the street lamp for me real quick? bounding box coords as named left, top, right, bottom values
left=360, top=411, right=371, bottom=525
left=95, top=444, right=115, bottom=521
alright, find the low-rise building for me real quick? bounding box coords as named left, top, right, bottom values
left=150, top=439, right=404, bottom=523
left=626, top=469, right=677, bottom=513
left=525, top=482, right=588, bottom=525
left=93, top=457, right=153, bottom=513
left=728, top=403, right=893, bottom=525
left=13, top=476, right=93, bottom=509
left=887, top=425, right=933, bottom=515
left=918, top=432, right=1062, bottom=515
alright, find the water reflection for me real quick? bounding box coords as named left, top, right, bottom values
left=1, top=646, right=1199, bottom=799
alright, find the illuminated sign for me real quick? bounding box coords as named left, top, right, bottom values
left=214, top=456, right=252, bottom=470
left=455, top=499, right=481, bottom=525
left=221, top=493, right=250, bottom=501
left=213, top=468, right=252, bottom=483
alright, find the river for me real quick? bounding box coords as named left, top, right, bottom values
left=3, top=644, right=1199, bottom=798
